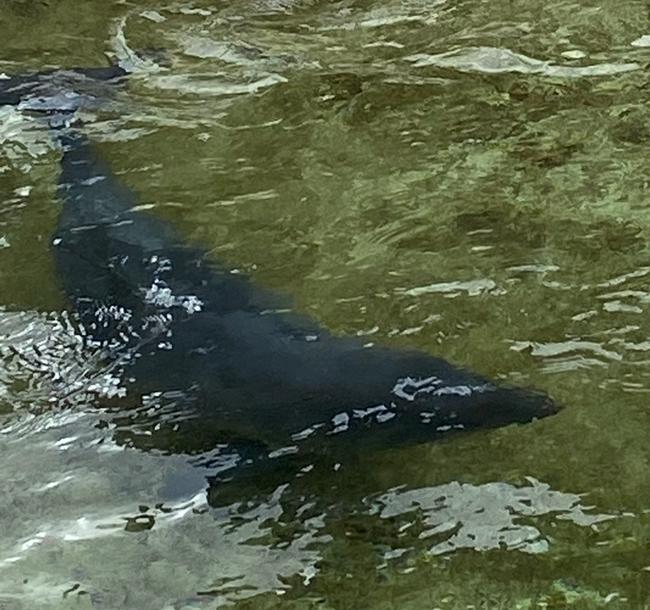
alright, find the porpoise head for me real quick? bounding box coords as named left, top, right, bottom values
left=310, top=348, right=560, bottom=453
left=390, top=373, right=558, bottom=433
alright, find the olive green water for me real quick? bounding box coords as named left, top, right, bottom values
left=1, top=0, right=650, bottom=608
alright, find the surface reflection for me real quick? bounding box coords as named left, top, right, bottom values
left=1, top=0, right=650, bottom=607
left=372, top=478, right=613, bottom=556
left=0, top=406, right=612, bottom=607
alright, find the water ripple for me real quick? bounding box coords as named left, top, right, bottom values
left=406, top=46, right=640, bottom=78
left=372, top=478, right=614, bottom=556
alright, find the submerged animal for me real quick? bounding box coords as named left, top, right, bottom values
left=0, top=64, right=128, bottom=112
left=51, top=127, right=559, bottom=492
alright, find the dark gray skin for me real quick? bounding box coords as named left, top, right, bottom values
left=51, top=129, right=559, bottom=496
left=0, top=64, right=128, bottom=112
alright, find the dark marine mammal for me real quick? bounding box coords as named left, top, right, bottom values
left=0, top=49, right=170, bottom=112
left=0, top=64, right=128, bottom=112
left=51, top=128, right=558, bottom=491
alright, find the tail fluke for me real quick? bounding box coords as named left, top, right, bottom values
left=0, top=64, right=128, bottom=113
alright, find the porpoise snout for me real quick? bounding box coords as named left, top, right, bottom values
left=488, top=386, right=560, bottom=427
left=407, top=382, right=560, bottom=432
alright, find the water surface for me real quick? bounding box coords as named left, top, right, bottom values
left=1, top=0, right=649, bottom=608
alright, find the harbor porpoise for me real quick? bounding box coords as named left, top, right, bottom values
left=0, top=64, right=128, bottom=112
left=51, top=127, right=559, bottom=495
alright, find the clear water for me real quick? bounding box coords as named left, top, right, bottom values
left=1, top=0, right=649, bottom=608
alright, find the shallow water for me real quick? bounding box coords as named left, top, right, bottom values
left=1, top=0, right=650, bottom=608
